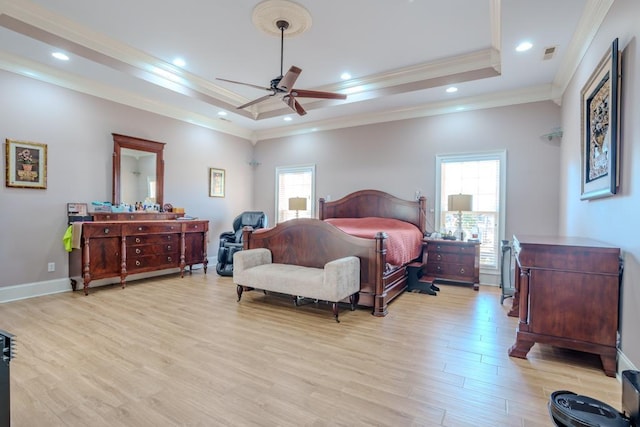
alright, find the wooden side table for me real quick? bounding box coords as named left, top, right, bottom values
left=423, top=239, right=480, bottom=290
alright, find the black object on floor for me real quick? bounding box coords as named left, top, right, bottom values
left=1, top=330, right=16, bottom=427
left=548, top=370, right=640, bottom=427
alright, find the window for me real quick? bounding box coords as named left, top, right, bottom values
left=435, top=151, right=506, bottom=271
left=275, top=164, right=315, bottom=223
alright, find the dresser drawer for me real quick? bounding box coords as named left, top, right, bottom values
left=127, top=254, right=179, bottom=271
left=127, top=243, right=179, bottom=256
left=82, top=223, right=122, bottom=238
left=182, top=221, right=208, bottom=233
left=124, top=222, right=181, bottom=235
left=128, top=234, right=178, bottom=245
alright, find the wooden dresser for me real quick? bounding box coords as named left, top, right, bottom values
left=69, top=216, right=208, bottom=295
left=508, top=235, right=621, bottom=377
left=423, top=239, right=480, bottom=290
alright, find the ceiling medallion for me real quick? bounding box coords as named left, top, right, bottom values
left=252, top=0, right=312, bottom=38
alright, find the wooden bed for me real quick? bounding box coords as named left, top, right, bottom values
left=242, top=190, right=426, bottom=317
left=320, top=190, right=427, bottom=315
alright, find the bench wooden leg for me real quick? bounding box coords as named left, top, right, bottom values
left=236, top=285, right=243, bottom=302
left=332, top=302, right=340, bottom=323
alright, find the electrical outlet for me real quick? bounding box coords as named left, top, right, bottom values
left=47, top=262, right=55, bottom=272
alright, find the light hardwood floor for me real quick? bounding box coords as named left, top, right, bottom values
left=1, top=272, right=623, bottom=426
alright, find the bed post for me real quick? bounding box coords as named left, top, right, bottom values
left=242, top=226, right=253, bottom=250
left=372, top=232, right=388, bottom=317
left=318, top=197, right=326, bottom=220
left=418, top=196, right=427, bottom=234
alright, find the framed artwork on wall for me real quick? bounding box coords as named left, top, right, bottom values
left=209, top=167, right=225, bottom=198
left=580, top=38, right=621, bottom=200
left=5, top=139, right=47, bottom=189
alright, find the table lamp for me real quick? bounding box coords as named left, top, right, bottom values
left=288, top=197, right=307, bottom=219
left=448, top=194, right=473, bottom=240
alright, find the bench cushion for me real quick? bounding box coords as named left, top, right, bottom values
left=236, top=263, right=324, bottom=298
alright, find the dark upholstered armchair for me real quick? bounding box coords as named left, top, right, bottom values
left=216, top=211, right=268, bottom=276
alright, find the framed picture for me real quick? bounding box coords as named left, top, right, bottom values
left=580, top=38, right=621, bottom=200
left=5, top=139, right=47, bottom=189
left=209, top=167, right=225, bottom=198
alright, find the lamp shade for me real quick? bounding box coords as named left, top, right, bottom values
left=448, top=194, right=473, bottom=212
left=288, top=197, right=307, bottom=211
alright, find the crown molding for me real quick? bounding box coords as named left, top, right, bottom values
left=253, top=84, right=555, bottom=142
left=0, top=51, right=254, bottom=140
left=551, top=0, right=614, bottom=104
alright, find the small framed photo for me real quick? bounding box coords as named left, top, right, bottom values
left=580, top=38, right=621, bottom=200
left=209, top=167, right=225, bottom=198
left=5, top=139, right=47, bottom=189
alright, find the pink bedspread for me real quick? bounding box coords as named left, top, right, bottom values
left=325, top=217, right=423, bottom=268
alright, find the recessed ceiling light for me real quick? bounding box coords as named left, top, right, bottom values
left=516, top=41, right=533, bottom=52
left=446, top=86, right=458, bottom=93
left=340, top=72, right=351, bottom=80
left=217, top=111, right=227, bottom=116
left=51, top=52, right=69, bottom=61
left=284, top=116, right=292, bottom=122
left=172, top=58, right=186, bottom=67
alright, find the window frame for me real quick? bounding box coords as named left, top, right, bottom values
left=435, top=150, right=506, bottom=273
left=274, top=164, right=316, bottom=224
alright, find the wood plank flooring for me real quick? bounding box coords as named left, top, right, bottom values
left=0, top=272, right=623, bottom=426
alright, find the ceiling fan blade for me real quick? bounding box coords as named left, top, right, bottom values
left=216, top=78, right=270, bottom=92
left=237, top=94, right=274, bottom=110
left=284, top=95, right=307, bottom=116
left=289, top=89, right=347, bottom=100
left=277, top=66, right=302, bottom=92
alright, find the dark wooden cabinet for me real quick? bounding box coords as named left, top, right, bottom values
left=424, top=239, right=480, bottom=290
left=508, top=235, right=621, bottom=377
left=69, top=219, right=208, bottom=295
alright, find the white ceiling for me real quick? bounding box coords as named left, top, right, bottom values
left=0, top=0, right=610, bottom=142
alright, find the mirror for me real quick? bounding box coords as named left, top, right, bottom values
left=112, top=133, right=164, bottom=207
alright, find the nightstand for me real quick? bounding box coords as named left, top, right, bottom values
left=423, top=238, right=480, bottom=290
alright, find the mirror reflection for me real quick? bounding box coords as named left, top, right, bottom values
left=120, top=148, right=157, bottom=205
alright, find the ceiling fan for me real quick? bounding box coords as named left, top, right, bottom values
left=216, top=20, right=347, bottom=116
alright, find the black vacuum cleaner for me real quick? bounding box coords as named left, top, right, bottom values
left=549, top=370, right=640, bottom=427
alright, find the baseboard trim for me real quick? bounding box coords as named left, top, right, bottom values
left=0, top=278, right=71, bottom=303
left=618, top=349, right=638, bottom=378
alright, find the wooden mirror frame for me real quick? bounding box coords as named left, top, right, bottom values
left=112, top=133, right=165, bottom=207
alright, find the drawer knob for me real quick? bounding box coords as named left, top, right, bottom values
left=103, top=228, right=110, bottom=234
left=459, top=268, right=466, bottom=274
left=135, top=260, right=141, bottom=266
left=138, top=227, right=143, bottom=231
left=436, top=254, right=442, bottom=261
left=436, top=245, right=442, bottom=250
left=135, top=237, right=141, bottom=243
left=135, top=248, right=141, bottom=254
left=167, top=256, right=172, bottom=262
left=167, top=245, right=172, bottom=250
left=436, top=266, right=442, bottom=272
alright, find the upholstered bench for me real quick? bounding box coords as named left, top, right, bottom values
left=233, top=248, right=360, bottom=322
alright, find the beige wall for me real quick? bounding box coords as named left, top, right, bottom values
left=0, top=71, right=253, bottom=290
left=253, top=101, right=562, bottom=242
left=559, top=0, right=640, bottom=372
